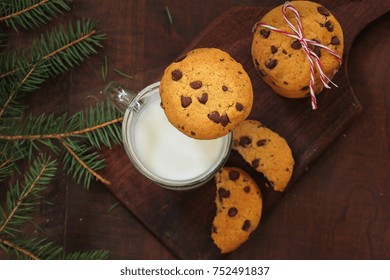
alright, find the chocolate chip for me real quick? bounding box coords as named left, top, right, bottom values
left=314, top=46, right=321, bottom=57
left=239, top=136, right=252, bottom=147
left=218, top=187, right=230, bottom=199
left=191, top=131, right=196, bottom=136
left=317, top=6, right=330, bottom=16
left=229, top=170, right=240, bottom=181
left=309, top=42, right=322, bottom=58
left=265, top=59, right=277, bottom=69
left=190, top=80, right=202, bottom=89
left=283, top=81, right=288, bottom=85
left=301, top=85, right=309, bottom=91
left=222, top=85, right=228, bottom=92
left=254, top=59, right=260, bottom=66
left=252, top=158, right=260, bottom=169
left=235, top=103, right=244, bottom=111
left=171, top=69, right=182, bottom=81
left=282, top=49, right=288, bottom=55
left=242, top=220, right=251, bottom=231
left=259, top=29, right=270, bottom=38
left=228, top=207, right=238, bottom=217
left=243, top=186, right=250, bottom=193
left=331, top=36, right=340, bottom=45
left=180, top=96, right=192, bottom=108
left=220, top=58, right=225, bottom=62
left=197, top=93, right=208, bottom=104
left=208, top=111, right=220, bottom=123
left=325, top=20, right=333, bottom=32
left=257, top=139, right=268, bottom=146
left=271, top=45, right=278, bottom=54
left=174, top=54, right=187, bottom=62
left=291, top=40, right=302, bottom=50
left=220, top=114, right=230, bottom=127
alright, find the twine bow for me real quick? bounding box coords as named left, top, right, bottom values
left=253, top=1, right=343, bottom=109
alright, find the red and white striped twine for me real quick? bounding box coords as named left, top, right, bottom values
left=253, top=1, right=343, bottom=109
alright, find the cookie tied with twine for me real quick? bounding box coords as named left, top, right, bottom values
left=251, top=1, right=344, bottom=109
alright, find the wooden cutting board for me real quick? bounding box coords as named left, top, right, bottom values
left=102, top=0, right=390, bottom=259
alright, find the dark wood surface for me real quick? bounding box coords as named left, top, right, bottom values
left=1, top=0, right=390, bottom=260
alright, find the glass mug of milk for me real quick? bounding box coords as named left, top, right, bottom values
left=103, top=81, right=232, bottom=190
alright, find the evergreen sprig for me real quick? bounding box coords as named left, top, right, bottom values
left=0, top=0, right=71, bottom=31
left=0, top=154, right=57, bottom=237
left=61, top=138, right=108, bottom=187
left=0, top=0, right=118, bottom=260
left=29, top=18, right=105, bottom=76
left=0, top=18, right=105, bottom=120
left=0, top=142, right=26, bottom=182
left=0, top=101, right=123, bottom=187
left=0, top=154, right=109, bottom=260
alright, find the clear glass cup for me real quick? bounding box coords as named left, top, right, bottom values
left=103, top=81, right=232, bottom=190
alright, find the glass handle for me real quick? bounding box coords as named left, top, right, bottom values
left=103, top=81, right=138, bottom=114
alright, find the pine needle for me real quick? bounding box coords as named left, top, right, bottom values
left=101, top=55, right=109, bottom=82
left=165, top=6, right=173, bottom=26
left=114, top=68, right=133, bottom=79
left=107, top=202, right=120, bottom=213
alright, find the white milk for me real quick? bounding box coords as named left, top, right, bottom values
left=132, top=97, right=224, bottom=181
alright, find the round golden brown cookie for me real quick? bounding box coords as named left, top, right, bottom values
left=251, top=1, right=344, bottom=98
left=232, top=120, right=294, bottom=192
left=160, top=48, right=253, bottom=140
left=212, top=167, right=262, bottom=254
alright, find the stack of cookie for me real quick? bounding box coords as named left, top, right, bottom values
left=251, top=1, right=344, bottom=99
left=211, top=120, right=294, bottom=253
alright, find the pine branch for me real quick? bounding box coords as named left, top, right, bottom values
left=60, top=138, right=110, bottom=188
left=0, top=0, right=71, bottom=31
left=0, top=19, right=105, bottom=119
left=73, top=100, right=123, bottom=149
left=0, top=153, right=109, bottom=260
left=0, top=101, right=121, bottom=188
left=1, top=1, right=116, bottom=260
left=0, top=116, right=123, bottom=141
left=30, top=18, right=105, bottom=77
left=0, top=236, right=109, bottom=260
left=0, top=101, right=123, bottom=143
left=0, top=142, right=26, bottom=182
left=0, top=61, right=49, bottom=120
left=0, top=237, right=41, bottom=260
left=0, top=154, right=57, bottom=237
left=64, top=249, right=109, bottom=260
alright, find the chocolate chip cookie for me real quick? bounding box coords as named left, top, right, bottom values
left=232, top=120, right=294, bottom=192
left=212, top=167, right=263, bottom=254
left=160, top=48, right=253, bottom=140
left=251, top=1, right=344, bottom=99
